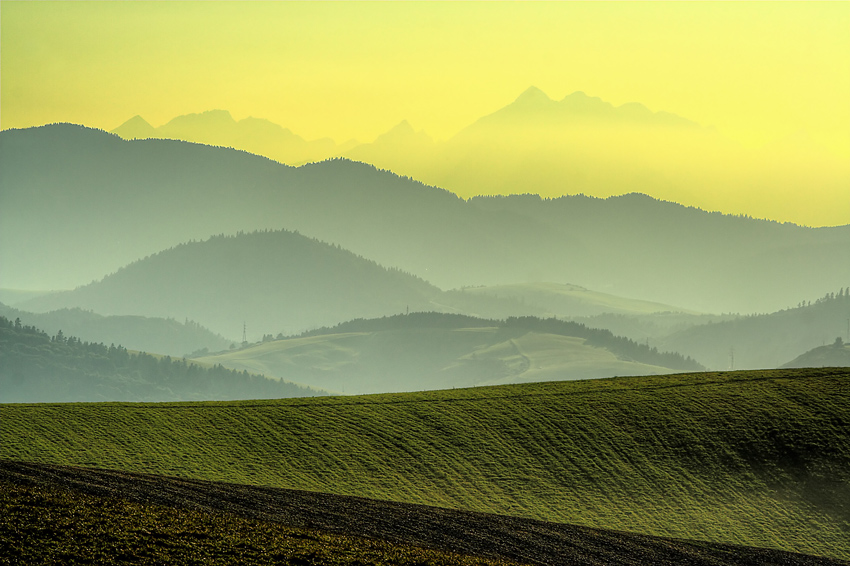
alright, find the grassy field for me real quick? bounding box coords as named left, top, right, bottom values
left=2, top=368, right=848, bottom=559
left=196, top=326, right=682, bottom=394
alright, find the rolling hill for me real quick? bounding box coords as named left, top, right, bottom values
left=783, top=339, right=850, bottom=369
left=3, top=460, right=842, bottom=566
left=0, top=302, right=230, bottom=358
left=2, top=368, right=847, bottom=559
left=21, top=230, right=442, bottom=339
left=659, top=290, right=850, bottom=370
left=3, top=124, right=850, bottom=314
left=0, top=316, right=324, bottom=403
left=194, top=313, right=703, bottom=394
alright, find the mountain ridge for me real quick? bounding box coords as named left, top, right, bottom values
left=3, top=124, right=849, bottom=315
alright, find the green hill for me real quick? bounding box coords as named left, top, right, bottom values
left=195, top=313, right=702, bottom=394
left=0, top=316, right=324, bottom=403
left=22, top=230, right=440, bottom=339
left=2, top=368, right=847, bottom=559
left=782, top=339, right=850, bottom=369
left=0, top=303, right=231, bottom=358
left=660, top=290, right=850, bottom=370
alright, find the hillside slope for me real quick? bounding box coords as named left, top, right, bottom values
left=0, top=316, right=323, bottom=402
left=660, top=291, right=850, bottom=370
left=3, top=461, right=841, bottom=566
left=0, top=303, right=230, bottom=357
left=783, top=340, right=850, bottom=369
left=2, top=368, right=847, bottom=559
left=195, top=313, right=702, bottom=394
left=22, top=230, right=440, bottom=339
left=3, top=124, right=849, bottom=314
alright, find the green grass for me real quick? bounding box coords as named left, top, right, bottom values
left=2, top=368, right=848, bottom=559
left=196, top=326, right=684, bottom=394
left=1, top=481, right=520, bottom=566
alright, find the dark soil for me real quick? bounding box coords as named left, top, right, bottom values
left=1, top=459, right=845, bottom=566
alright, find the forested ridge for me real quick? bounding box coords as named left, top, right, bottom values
left=0, top=316, right=324, bottom=403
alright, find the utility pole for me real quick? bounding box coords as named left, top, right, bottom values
left=729, top=346, right=734, bottom=371
left=242, top=322, right=247, bottom=346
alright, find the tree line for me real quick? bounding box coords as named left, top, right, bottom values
left=0, top=316, right=324, bottom=403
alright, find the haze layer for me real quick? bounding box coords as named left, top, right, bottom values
left=2, top=1, right=848, bottom=226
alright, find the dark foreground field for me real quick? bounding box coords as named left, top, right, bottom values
left=2, top=460, right=845, bottom=566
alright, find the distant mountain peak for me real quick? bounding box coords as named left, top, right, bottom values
left=162, top=109, right=236, bottom=129
left=390, top=120, right=414, bottom=133
left=367, top=120, right=433, bottom=147
left=559, top=91, right=614, bottom=113
left=123, top=115, right=152, bottom=127
left=111, top=115, right=157, bottom=140
left=513, top=86, right=553, bottom=105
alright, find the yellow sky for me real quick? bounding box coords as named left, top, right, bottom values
left=2, top=1, right=849, bottom=220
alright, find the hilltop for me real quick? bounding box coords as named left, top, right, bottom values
left=193, top=313, right=703, bottom=394
left=783, top=338, right=850, bottom=369
left=3, top=368, right=847, bottom=558
left=22, top=230, right=440, bottom=339
left=3, top=124, right=849, bottom=314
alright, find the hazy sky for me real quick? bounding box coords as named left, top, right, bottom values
left=2, top=1, right=849, bottom=227
left=3, top=1, right=848, bottom=149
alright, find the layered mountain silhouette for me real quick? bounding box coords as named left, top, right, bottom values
left=113, top=109, right=355, bottom=165
left=22, top=230, right=440, bottom=339
left=110, top=88, right=850, bottom=226
left=659, top=291, right=850, bottom=370
left=3, top=124, right=849, bottom=315
left=0, top=302, right=231, bottom=358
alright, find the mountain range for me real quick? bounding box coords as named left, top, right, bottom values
left=111, top=88, right=850, bottom=227
left=3, top=124, right=849, bottom=316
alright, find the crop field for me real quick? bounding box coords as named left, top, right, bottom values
left=2, top=368, right=848, bottom=559
left=0, top=478, right=521, bottom=566
left=3, top=460, right=842, bottom=566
